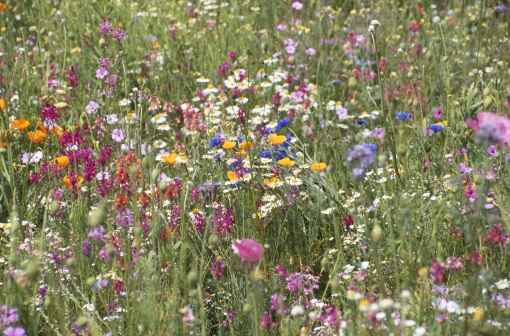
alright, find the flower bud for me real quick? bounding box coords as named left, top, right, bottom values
left=99, top=38, right=105, bottom=47
left=372, top=225, right=382, bottom=243
left=88, top=207, right=105, bottom=227
left=483, top=96, right=493, bottom=109
left=55, top=102, right=68, bottom=108
left=187, top=270, right=199, bottom=288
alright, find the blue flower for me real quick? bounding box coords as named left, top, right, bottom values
left=356, top=119, right=367, bottom=125
left=265, top=127, right=275, bottom=135
left=396, top=112, right=412, bottom=120
left=275, top=117, right=290, bottom=131
left=274, top=151, right=287, bottom=162
left=363, top=143, right=378, bottom=152
left=429, top=124, right=444, bottom=132
left=209, top=133, right=224, bottom=148
left=260, top=150, right=272, bottom=158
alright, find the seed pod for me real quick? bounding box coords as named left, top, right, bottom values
left=142, top=154, right=154, bottom=170
left=99, top=38, right=105, bottom=47
left=55, top=102, right=68, bottom=108
left=425, top=50, right=433, bottom=61
left=88, top=207, right=105, bottom=227
left=56, top=89, right=67, bottom=95
left=347, top=77, right=358, bottom=90
left=50, top=200, right=60, bottom=215
left=372, top=225, right=382, bottom=243
left=483, top=96, right=493, bottom=109
left=187, top=270, right=198, bottom=288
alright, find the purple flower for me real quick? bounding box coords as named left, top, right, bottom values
left=86, top=101, right=99, bottom=114
left=21, top=151, right=43, bottom=164
left=111, top=129, right=125, bottom=142
left=88, top=226, right=105, bottom=242
left=232, top=239, right=264, bottom=264
left=372, top=127, right=386, bottom=140
left=336, top=106, right=348, bottom=119
left=292, top=1, right=303, bottom=10
left=96, top=67, right=108, bottom=79
left=305, top=48, right=316, bottom=56
left=0, top=305, right=19, bottom=326
left=3, top=327, right=25, bottom=336
left=285, top=45, right=296, bottom=55
left=488, top=145, right=497, bottom=157
left=459, top=162, right=472, bottom=174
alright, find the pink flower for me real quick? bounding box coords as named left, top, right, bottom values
left=292, top=1, right=303, bottom=10
left=466, top=112, right=510, bottom=148
left=232, top=238, right=264, bottom=264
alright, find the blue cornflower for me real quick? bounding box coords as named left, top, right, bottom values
left=356, top=119, right=367, bottom=125
left=275, top=117, right=290, bottom=131
left=274, top=151, right=287, bottom=162
left=260, top=150, right=272, bottom=158
left=265, top=127, right=275, bottom=135
left=396, top=112, right=412, bottom=120
left=429, top=124, right=444, bottom=132
left=209, top=133, right=224, bottom=148
left=363, top=143, right=378, bottom=152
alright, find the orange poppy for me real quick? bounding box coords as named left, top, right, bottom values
left=278, top=157, right=295, bottom=167
left=311, top=163, right=327, bottom=171
left=11, top=119, right=30, bottom=131
left=52, top=156, right=70, bottom=169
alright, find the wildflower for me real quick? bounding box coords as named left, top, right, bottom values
left=27, top=124, right=47, bottom=143
left=21, top=151, right=43, bottom=164
left=466, top=112, right=510, bottom=148
left=429, top=124, right=444, bottom=132
left=111, top=129, right=125, bottom=142
left=434, top=107, right=442, bottom=119
left=305, top=48, right=316, bottom=56
left=278, top=157, right=295, bottom=167
left=96, top=67, right=108, bottom=79
left=292, top=1, right=303, bottom=10
left=222, top=142, right=236, bottom=150
left=232, top=238, right=264, bottom=264
left=86, top=101, right=99, bottom=114
left=66, top=66, right=79, bottom=87
left=372, top=127, right=385, bottom=140
left=268, top=134, right=287, bottom=146
left=3, top=327, right=25, bottom=336
left=10, top=119, right=30, bottom=131
left=396, top=112, right=412, bottom=120
left=347, top=144, right=374, bottom=180
left=0, top=99, right=4, bottom=111
left=239, top=141, right=253, bottom=150
left=62, top=175, right=84, bottom=188
left=311, top=163, right=326, bottom=171
left=52, top=156, right=70, bottom=168
left=209, top=133, right=224, bottom=148
left=227, top=171, right=239, bottom=181
left=487, top=145, right=497, bottom=157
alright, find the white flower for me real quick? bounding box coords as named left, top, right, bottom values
left=370, top=20, right=380, bottom=26
left=106, top=114, right=118, bottom=124
left=291, top=305, right=305, bottom=316
left=321, top=207, right=335, bottom=215
left=496, top=279, right=510, bottom=289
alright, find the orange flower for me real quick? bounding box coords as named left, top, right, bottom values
left=0, top=99, right=5, bottom=111
left=52, top=156, right=70, bottom=169
left=10, top=119, right=30, bottom=131
left=161, top=153, right=186, bottom=166
left=278, top=157, right=295, bottom=167
left=53, top=125, right=64, bottom=139
left=27, top=130, right=46, bottom=143
left=227, top=171, right=239, bottom=181
left=27, top=123, right=48, bottom=143
left=311, top=163, right=326, bottom=171
left=62, top=175, right=84, bottom=188
left=238, top=141, right=253, bottom=150
left=263, top=177, right=280, bottom=185
left=267, top=134, right=286, bottom=146
left=222, top=141, right=236, bottom=150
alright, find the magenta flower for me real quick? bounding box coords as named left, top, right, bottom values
left=434, top=107, right=442, bottom=119
left=232, top=238, right=264, bottom=264
left=466, top=112, right=510, bottom=148
left=86, top=101, right=99, bottom=114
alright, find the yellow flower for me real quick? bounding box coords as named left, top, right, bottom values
left=418, top=267, right=428, bottom=277
left=222, top=141, right=236, bottom=150
left=311, top=163, right=326, bottom=171
left=62, top=175, right=84, bottom=188
left=11, top=119, right=30, bottom=131
left=473, top=307, right=484, bottom=322
left=238, top=141, right=253, bottom=150
left=278, top=157, right=295, bottom=167
left=267, top=134, right=286, bottom=146
left=227, top=171, right=239, bottom=181
left=52, top=156, right=70, bottom=169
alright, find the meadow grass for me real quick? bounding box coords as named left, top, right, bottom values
left=0, top=0, right=510, bottom=335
